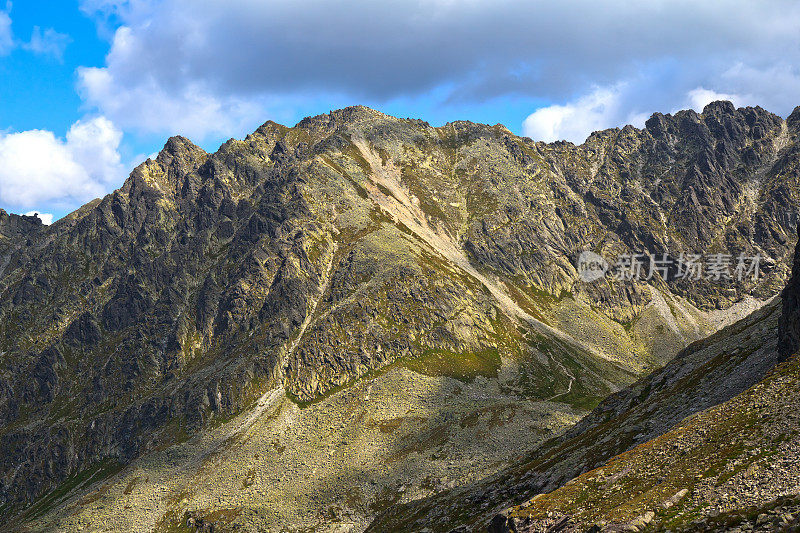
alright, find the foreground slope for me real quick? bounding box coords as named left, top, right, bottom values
left=367, top=298, right=785, bottom=532
left=499, top=350, right=800, bottom=532
left=23, top=305, right=788, bottom=532
left=0, top=102, right=798, bottom=525
left=18, top=356, right=586, bottom=531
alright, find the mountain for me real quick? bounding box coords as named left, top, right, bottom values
left=1, top=102, right=799, bottom=531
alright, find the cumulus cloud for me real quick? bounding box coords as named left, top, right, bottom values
left=685, top=87, right=744, bottom=113
left=522, top=86, right=645, bottom=143
left=22, top=26, right=72, bottom=61
left=718, top=63, right=800, bottom=114
left=0, top=117, right=125, bottom=210
left=78, top=34, right=263, bottom=140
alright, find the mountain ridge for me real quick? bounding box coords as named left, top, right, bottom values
left=1, top=101, right=798, bottom=530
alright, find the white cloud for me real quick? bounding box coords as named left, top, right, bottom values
left=78, top=54, right=262, bottom=140
left=685, top=87, right=744, bottom=113
left=718, top=62, right=800, bottom=114
left=522, top=86, right=649, bottom=144
left=76, top=13, right=280, bottom=139
left=24, top=211, right=53, bottom=225
left=523, top=87, right=618, bottom=143
left=522, top=82, right=755, bottom=144
left=22, top=26, right=72, bottom=61
left=0, top=117, right=125, bottom=210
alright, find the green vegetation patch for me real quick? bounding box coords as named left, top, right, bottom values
left=402, top=348, right=501, bottom=382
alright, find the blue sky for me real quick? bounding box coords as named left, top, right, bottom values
left=2, top=0, right=800, bottom=222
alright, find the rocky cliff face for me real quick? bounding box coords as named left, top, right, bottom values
left=779, top=223, right=800, bottom=360
left=0, top=210, right=44, bottom=272
left=0, top=102, right=798, bottom=519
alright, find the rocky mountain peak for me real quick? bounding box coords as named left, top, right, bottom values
left=325, top=104, right=388, bottom=124
left=249, top=120, right=290, bottom=144
left=122, top=135, right=208, bottom=200
left=294, top=105, right=390, bottom=136
left=157, top=135, right=206, bottom=165
left=0, top=209, right=43, bottom=236
left=701, top=99, right=737, bottom=116
left=0, top=209, right=44, bottom=261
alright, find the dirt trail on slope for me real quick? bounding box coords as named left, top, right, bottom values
left=238, top=237, right=339, bottom=437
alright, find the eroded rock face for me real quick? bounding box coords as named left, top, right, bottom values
left=0, top=102, right=798, bottom=515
